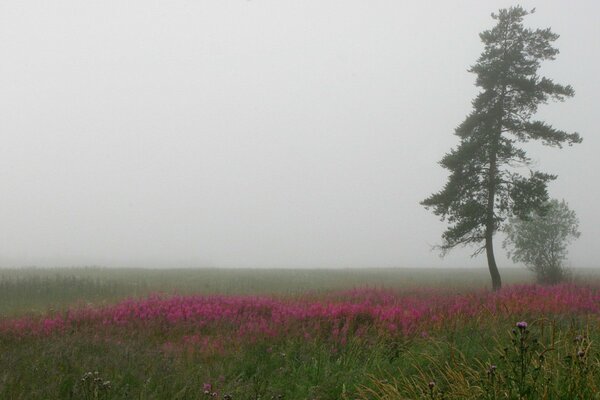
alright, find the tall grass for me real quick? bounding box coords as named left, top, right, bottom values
left=358, top=320, right=600, bottom=399
left=1, top=280, right=599, bottom=399
left=1, top=268, right=599, bottom=399
left=0, top=267, right=539, bottom=315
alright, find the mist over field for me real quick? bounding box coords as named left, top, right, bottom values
left=2, top=3, right=600, bottom=398
left=1, top=0, right=599, bottom=270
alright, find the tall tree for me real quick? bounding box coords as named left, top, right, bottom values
left=421, top=6, right=581, bottom=290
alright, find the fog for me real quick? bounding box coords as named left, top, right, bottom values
left=1, top=0, right=598, bottom=269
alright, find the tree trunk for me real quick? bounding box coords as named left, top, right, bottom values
left=485, top=73, right=507, bottom=291
left=485, top=228, right=502, bottom=291
left=486, top=137, right=502, bottom=291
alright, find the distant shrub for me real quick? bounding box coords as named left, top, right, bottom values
left=503, top=199, right=580, bottom=285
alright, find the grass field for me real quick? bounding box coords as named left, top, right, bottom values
left=1, top=267, right=599, bottom=399
left=0, top=267, right=542, bottom=315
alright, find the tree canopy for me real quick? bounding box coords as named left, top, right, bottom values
left=503, top=199, right=580, bottom=284
left=421, top=6, right=581, bottom=290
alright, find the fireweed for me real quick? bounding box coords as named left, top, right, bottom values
left=1, top=284, right=598, bottom=354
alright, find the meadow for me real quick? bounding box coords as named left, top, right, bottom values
left=1, top=267, right=599, bottom=399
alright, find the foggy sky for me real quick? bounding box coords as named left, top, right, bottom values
left=1, top=0, right=598, bottom=269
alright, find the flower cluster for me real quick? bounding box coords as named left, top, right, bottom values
left=1, top=284, right=598, bottom=353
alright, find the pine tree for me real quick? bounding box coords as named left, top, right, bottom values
left=421, top=6, right=581, bottom=290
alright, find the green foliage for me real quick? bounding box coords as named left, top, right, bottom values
left=503, top=199, right=580, bottom=284
left=358, top=321, right=600, bottom=400
left=421, top=6, right=581, bottom=289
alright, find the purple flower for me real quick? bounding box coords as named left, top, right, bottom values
left=516, top=321, right=528, bottom=330
left=428, top=381, right=436, bottom=389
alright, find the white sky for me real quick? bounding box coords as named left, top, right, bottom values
left=1, top=0, right=598, bottom=269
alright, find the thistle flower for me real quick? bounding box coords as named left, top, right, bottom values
left=516, top=321, right=528, bottom=330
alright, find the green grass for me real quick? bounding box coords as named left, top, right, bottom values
left=1, top=267, right=599, bottom=399
left=3, top=266, right=600, bottom=316
left=1, top=318, right=598, bottom=399
left=0, top=267, right=540, bottom=316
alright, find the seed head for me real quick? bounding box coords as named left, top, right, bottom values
left=203, top=382, right=212, bottom=395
